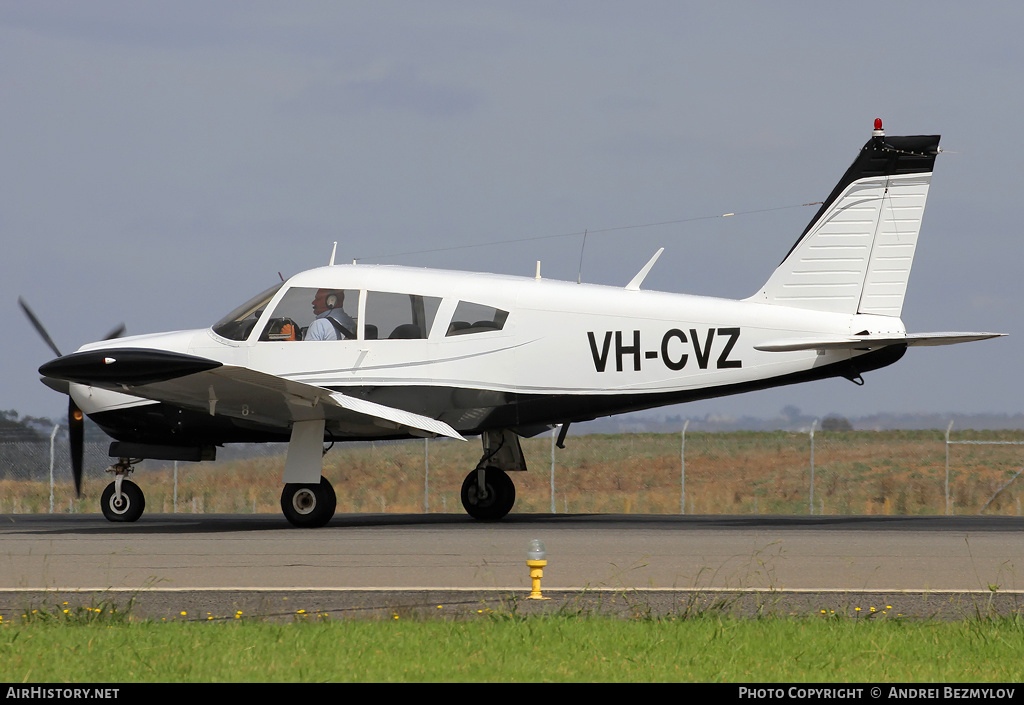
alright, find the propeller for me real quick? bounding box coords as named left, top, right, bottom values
left=18, top=297, right=62, bottom=358
left=68, top=401, right=84, bottom=497
left=101, top=322, right=126, bottom=342
left=18, top=297, right=125, bottom=497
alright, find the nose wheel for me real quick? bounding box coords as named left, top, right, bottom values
left=99, top=458, right=145, bottom=523
left=100, top=479, right=145, bottom=522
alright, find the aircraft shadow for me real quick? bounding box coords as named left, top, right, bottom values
left=3, top=512, right=1024, bottom=536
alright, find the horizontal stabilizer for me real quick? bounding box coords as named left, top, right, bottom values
left=755, top=332, right=1005, bottom=353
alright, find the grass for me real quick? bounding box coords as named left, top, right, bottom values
left=2, top=612, right=1024, bottom=682
left=4, top=430, right=1024, bottom=517
left=4, top=430, right=1024, bottom=683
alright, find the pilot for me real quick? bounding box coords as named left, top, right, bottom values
left=305, top=288, right=357, bottom=340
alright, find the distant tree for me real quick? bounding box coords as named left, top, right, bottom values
left=821, top=415, right=853, bottom=432
left=781, top=405, right=802, bottom=422
left=0, top=410, right=43, bottom=441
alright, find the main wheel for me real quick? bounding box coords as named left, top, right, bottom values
left=281, top=477, right=337, bottom=528
left=100, top=480, right=146, bottom=523
left=461, top=467, right=516, bottom=520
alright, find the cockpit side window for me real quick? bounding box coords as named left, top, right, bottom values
left=212, top=284, right=284, bottom=341
left=258, top=286, right=360, bottom=341
left=364, top=291, right=441, bottom=340
left=445, top=301, right=509, bottom=336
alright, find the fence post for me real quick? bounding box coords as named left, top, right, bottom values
left=680, top=419, right=689, bottom=515
left=809, top=419, right=817, bottom=515
left=173, top=461, right=179, bottom=513
left=945, top=420, right=953, bottom=515
left=424, top=438, right=430, bottom=513
left=550, top=426, right=557, bottom=513
left=48, top=424, right=59, bottom=514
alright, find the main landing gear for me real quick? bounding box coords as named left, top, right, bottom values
left=280, top=477, right=337, bottom=528
left=458, top=429, right=527, bottom=521
left=461, top=466, right=516, bottom=520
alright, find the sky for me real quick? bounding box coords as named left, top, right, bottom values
left=2, top=1, right=1022, bottom=426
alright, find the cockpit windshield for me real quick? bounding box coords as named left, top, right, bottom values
left=211, top=283, right=283, bottom=341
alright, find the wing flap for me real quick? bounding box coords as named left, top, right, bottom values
left=326, top=391, right=465, bottom=440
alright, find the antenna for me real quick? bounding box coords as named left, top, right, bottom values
left=625, top=248, right=665, bottom=291
left=577, top=229, right=588, bottom=284
left=329, top=241, right=338, bottom=266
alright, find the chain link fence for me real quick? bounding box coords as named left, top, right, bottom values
left=2, top=427, right=1023, bottom=516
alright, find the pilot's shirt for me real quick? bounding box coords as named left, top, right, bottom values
left=305, top=309, right=357, bottom=340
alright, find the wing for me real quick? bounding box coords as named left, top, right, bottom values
left=39, top=348, right=465, bottom=441
left=754, top=332, right=1006, bottom=353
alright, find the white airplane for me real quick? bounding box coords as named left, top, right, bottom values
left=24, top=119, right=1003, bottom=527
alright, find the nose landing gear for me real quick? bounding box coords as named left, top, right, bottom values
left=100, top=458, right=145, bottom=522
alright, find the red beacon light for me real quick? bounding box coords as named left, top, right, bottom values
left=872, top=118, right=884, bottom=137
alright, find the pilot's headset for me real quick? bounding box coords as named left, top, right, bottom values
left=325, top=291, right=340, bottom=309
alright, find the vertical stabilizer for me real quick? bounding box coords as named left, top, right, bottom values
left=750, top=121, right=940, bottom=316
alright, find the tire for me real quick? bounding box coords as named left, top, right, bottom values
left=100, top=480, right=146, bottom=523
left=461, top=467, right=516, bottom=520
left=281, top=477, right=337, bottom=528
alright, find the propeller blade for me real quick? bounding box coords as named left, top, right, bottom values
left=103, top=323, right=126, bottom=341
left=68, top=399, right=84, bottom=498
left=18, top=297, right=62, bottom=358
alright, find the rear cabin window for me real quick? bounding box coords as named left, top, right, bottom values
left=364, top=291, right=442, bottom=340
left=445, top=301, right=509, bottom=336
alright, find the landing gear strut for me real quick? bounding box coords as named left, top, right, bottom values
left=458, top=429, right=527, bottom=521
left=100, top=458, right=145, bottom=522
left=280, top=476, right=337, bottom=528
